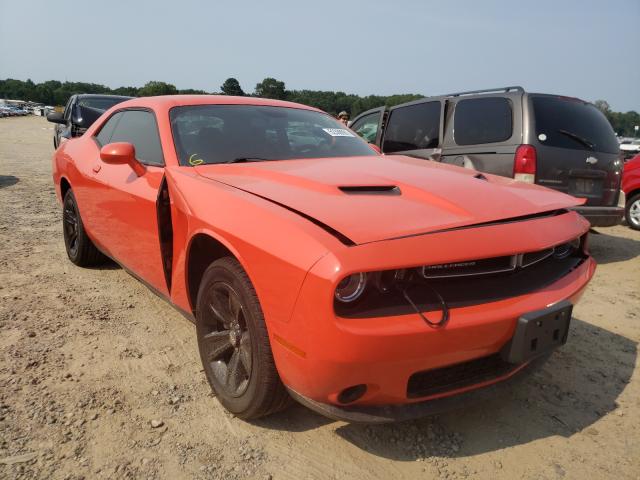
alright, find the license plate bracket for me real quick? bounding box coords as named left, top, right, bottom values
left=501, top=300, right=573, bottom=364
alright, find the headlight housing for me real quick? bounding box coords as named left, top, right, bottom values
left=335, top=273, right=367, bottom=303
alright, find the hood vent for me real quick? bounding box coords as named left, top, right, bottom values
left=338, top=185, right=401, bottom=195
left=474, top=173, right=488, bottom=181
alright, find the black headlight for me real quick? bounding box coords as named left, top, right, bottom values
left=553, top=237, right=581, bottom=259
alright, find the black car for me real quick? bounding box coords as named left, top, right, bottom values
left=350, top=86, right=624, bottom=227
left=47, top=94, right=132, bottom=148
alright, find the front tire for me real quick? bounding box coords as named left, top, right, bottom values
left=196, top=257, right=290, bottom=419
left=62, top=189, right=106, bottom=266
left=626, top=193, right=640, bottom=231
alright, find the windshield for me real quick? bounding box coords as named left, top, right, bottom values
left=531, top=96, right=619, bottom=154
left=77, top=97, right=129, bottom=111
left=170, top=105, right=375, bottom=165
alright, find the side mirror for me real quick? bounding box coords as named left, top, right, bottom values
left=100, top=142, right=146, bottom=176
left=46, top=111, right=66, bottom=124
left=369, top=143, right=382, bottom=154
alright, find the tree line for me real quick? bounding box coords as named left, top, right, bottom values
left=2, top=77, right=638, bottom=136
left=0, top=77, right=422, bottom=119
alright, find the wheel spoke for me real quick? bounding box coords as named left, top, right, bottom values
left=209, top=290, right=230, bottom=324
left=225, top=349, right=246, bottom=392
left=631, top=201, right=640, bottom=224
left=239, top=332, right=252, bottom=373
left=201, top=330, right=233, bottom=361
left=63, top=210, right=76, bottom=225
left=228, top=291, right=242, bottom=321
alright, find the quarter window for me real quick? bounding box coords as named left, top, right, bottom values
left=382, top=102, right=441, bottom=153
left=109, top=110, right=164, bottom=166
left=453, top=97, right=513, bottom=145
left=351, top=111, right=381, bottom=143
left=95, top=112, right=123, bottom=146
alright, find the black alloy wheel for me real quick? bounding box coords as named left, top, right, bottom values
left=63, top=193, right=80, bottom=258
left=196, top=257, right=291, bottom=419
left=200, top=282, right=252, bottom=397
left=61, top=189, right=105, bottom=266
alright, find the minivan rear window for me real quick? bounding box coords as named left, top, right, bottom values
left=532, top=96, right=619, bottom=154
left=454, top=97, right=513, bottom=145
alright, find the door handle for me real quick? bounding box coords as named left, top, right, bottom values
left=92, top=164, right=101, bottom=173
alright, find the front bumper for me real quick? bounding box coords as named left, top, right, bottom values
left=268, top=211, right=595, bottom=417
left=287, top=353, right=550, bottom=423
left=572, top=205, right=624, bottom=227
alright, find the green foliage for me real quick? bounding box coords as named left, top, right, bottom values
left=178, top=88, right=208, bottom=95
left=112, top=86, right=140, bottom=96
left=594, top=99, right=640, bottom=137
left=220, top=78, right=245, bottom=96
left=254, top=77, right=286, bottom=100
left=137, top=81, right=178, bottom=97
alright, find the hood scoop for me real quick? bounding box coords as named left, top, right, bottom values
left=338, top=185, right=401, bottom=195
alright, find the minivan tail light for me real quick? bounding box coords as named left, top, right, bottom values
left=514, top=144, right=537, bottom=183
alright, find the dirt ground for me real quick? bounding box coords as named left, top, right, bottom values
left=0, top=115, right=638, bottom=480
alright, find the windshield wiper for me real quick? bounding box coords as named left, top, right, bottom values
left=226, top=157, right=271, bottom=164
left=557, top=129, right=594, bottom=150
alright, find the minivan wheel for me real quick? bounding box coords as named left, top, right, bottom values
left=626, top=193, right=640, bottom=231
left=195, top=257, right=290, bottom=419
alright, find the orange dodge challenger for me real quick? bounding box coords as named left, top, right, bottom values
left=51, top=95, right=595, bottom=423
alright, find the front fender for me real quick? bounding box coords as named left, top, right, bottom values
left=165, top=166, right=338, bottom=327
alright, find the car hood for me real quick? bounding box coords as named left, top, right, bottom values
left=194, top=155, right=583, bottom=245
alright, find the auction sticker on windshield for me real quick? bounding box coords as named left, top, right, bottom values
left=322, top=128, right=355, bottom=137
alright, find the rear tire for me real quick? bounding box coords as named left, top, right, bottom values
left=196, top=257, right=291, bottom=419
left=62, top=189, right=106, bottom=266
left=626, top=193, right=640, bottom=231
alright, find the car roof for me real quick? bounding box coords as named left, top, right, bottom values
left=353, top=88, right=591, bottom=121
left=113, top=95, right=322, bottom=112
left=75, top=94, right=133, bottom=100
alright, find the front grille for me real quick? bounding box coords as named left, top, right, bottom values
left=407, top=354, right=517, bottom=399
left=421, top=255, right=516, bottom=278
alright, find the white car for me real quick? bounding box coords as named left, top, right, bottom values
left=620, top=139, right=640, bottom=158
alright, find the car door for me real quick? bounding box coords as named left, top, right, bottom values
left=349, top=107, right=386, bottom=145
left=379, top=100, right=443, bottom=161
left=88, top=109, right=169, bottom=295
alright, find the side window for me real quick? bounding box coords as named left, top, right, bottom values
left=109, top=110, right=164, bottom=166
left=454, top=97, right=512, bottom=145
left=351, top=112, right=381, bottom=143
left=382, top=102, right=440, bottom=153
left=95, top=112, right=123, bottom=146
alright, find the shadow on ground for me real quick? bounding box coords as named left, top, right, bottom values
left=0, top=175, right=19, bottom=188
left=92, top=259, right=121, bottom=271
left=258, top=318, right=636, bottom=460
left=589, top=228, right=640, bottom=264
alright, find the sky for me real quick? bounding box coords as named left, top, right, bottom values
left=1, top=0, right=638, bottom=112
